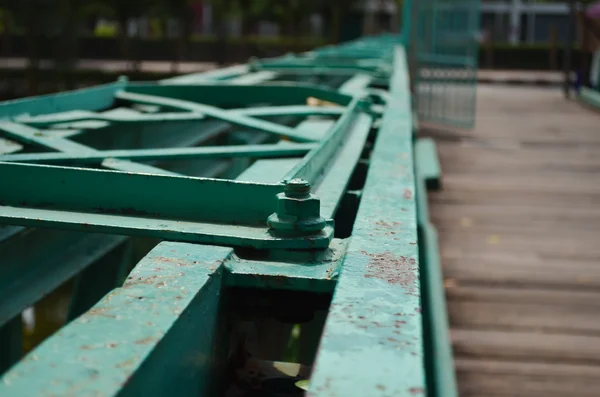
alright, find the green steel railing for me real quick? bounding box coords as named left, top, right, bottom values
left=0, top=29, right=472, bottom=397
left=403, top=0, right=481, bottom=128
left=581, top=49, right=600, bottom=109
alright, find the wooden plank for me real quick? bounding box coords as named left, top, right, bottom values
left=446, top=286, right=600, bottom=334
left=452, top=329, right=600, bottom=363
left=456, top=359, right=600, bottom=397
left=441, top=255, right=600, bottom=288
left=428, top=85, right=600, bottom=395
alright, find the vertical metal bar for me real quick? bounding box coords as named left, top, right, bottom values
left=564, top=0, right=576, bottom=98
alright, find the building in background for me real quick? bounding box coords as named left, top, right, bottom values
left=482, top=0, right=571, bottom=44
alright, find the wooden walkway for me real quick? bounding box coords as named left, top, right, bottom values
left=427, top=85, right=600, bottom=397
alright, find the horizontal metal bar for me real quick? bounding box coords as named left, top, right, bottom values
left=0, top=122, right=176, bottom=175
left=16, top=106, right=344, bottom=128
left=0, top=161, right=281, bottom=225
left=235, top=105, right=344, bottom=118
left=101, top=159, right=180, bottom=176
left=0, top=121, right=96, bottom=153
left=224, top=71, right=279, bottom=85
left=0, top=144, right=316, bottom=164
left=124, top=83, right=353, bottom=110
left=0, top=206, right=333, bottom=249
left=116, top=91, right=316, bottom=143
left=0, top=81, right=124, bottom=119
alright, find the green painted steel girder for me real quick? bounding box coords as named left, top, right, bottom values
left=0, top=143, right=317, bottom=164
left=0, top=26, right=476, bottom=397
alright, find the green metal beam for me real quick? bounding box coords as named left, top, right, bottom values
left=0, top=81, right=124, bottom=119
left=415, top=138, right=457, bottom=397
left=309, top=47, right=426, bottom=397
left=283, top=97, right=368, bottom=184
left=124, top=83, right=353, bottom=109
left=0, top=122, right=176, bottom=176
left=0, top=161, right=280, bottom=224
left=0, top=242, right=234, bottom=397
left=0, top=144, right=317, bottom=164
left=16, top=106, right=344, bottom=128
left=116, top=91, right=318, bottom=143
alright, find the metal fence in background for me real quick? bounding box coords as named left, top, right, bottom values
left=404, top=0, right=481, bottom=129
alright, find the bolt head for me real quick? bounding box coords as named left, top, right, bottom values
left=285, top=178, right=311, bottom=197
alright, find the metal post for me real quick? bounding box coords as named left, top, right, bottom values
left=564, top=0, right=577, bottom=98
left=509, top=0, right=522, bottom=44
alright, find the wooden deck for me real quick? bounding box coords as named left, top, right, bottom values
left=427, top=85, right=600, bottom=397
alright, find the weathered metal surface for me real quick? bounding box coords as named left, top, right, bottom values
left=0, top=28, right=468, bottom=397
left=0, top=242, right=232, bottom=397
left=308, top=47, right=425, bottom=397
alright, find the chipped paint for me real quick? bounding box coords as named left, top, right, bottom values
left=0, top=242, right=232, bottom=397
left=308, top=48, right=425, bottom=397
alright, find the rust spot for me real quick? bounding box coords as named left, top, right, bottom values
left=80, top=345, right=93, bottom=350
left=155, top=256, right=192, bottom=267
left=125, top=275, right=160, bottom=286
left=415, top=307, right=422, bottom=313
left=362, top=251, right=418, bottom=292
left=409, top=387, right=425, bottom=395
left=116, top=359, right=136, bottom=368
left=106, top=342, right=118, bottom=349
left=375, top=220, right=402, bottom=229
left=376, top=384, right=386, bottom=391
left=409, top=241, right=417, bottom=245
left=134, top=336, right=156, bottom=345
left=87, top=307, right=116, bottom=319
left=387, top=337, right=400, bottom=343
left=403, top=189, right=413, bottom=200
left=394, top=320, right=407, bottom=328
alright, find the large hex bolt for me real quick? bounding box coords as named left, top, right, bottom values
left=267, top=179, right=327, bottom=237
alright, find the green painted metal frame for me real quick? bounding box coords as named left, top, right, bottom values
left=0, top=30, right=466, bottom=397
left=0, top=78, right=378, bottom=250
left=580, top=86, right=600, bottom=110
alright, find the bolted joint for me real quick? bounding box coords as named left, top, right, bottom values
left=267, top=179, right=326, bottom=237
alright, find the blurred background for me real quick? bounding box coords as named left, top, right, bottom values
left=0, top=0, right=597, bottom=98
